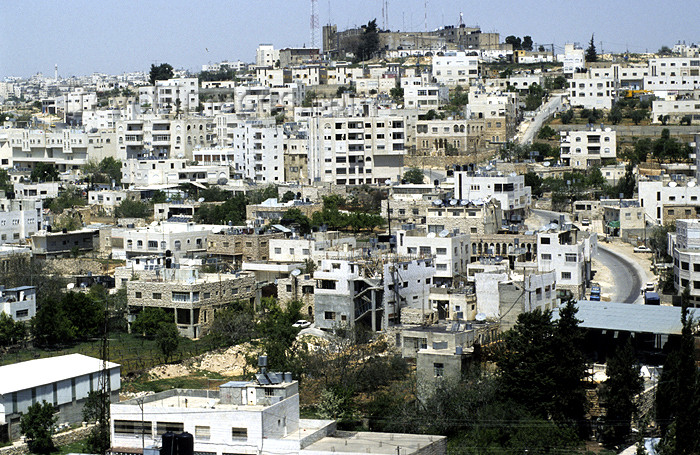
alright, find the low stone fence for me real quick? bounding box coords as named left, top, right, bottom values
left=0, top=425, right=92, bottom=455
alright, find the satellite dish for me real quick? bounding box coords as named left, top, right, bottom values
left=688, top=181, right=696, bottom=187
left=438, top=229, right=450, bottom=237
left=291, top=269, right=301, bottom=276
left=475, top=313, right=487, bottom=322
left=449, top=199, right=458, bottom=206
left=668, top=181, right=677, bottom=187
left=460, top=199, right=468, bottom=206
left=217, top=177, right=228, bottom=185
left=432, top=199, right=442, bottom=206
left=427, top=232, right=436, bottom=238
left=198, top=197, right=205, bottom=203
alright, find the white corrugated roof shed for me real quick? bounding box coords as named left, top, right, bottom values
left=0, top=353, right=120, bottom=395
left=553, top=301, right=700, bottom=335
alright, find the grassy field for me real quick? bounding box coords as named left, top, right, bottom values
left=122, top=370, right=234, bottom=394
left=0, top=333, right=215, bottom=375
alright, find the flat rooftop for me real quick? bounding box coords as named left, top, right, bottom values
left=302, top=431, right=444, bottom=455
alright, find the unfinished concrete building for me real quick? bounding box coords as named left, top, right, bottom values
left=313, top=252, right=435, bottom=332
left=126, top=269, right=258, bottom=338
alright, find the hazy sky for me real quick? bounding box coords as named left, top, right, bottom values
left=2, top=0, right=699, bottom=78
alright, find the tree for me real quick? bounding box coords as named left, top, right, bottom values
left=115, top=198, right=151, bottom=219
left=281, top=190, right=296, bottom=203
left=560, top=109, right=575, bottom=124
left=31, top=302, right=76, bottom=347
left=281, top=208, right=312, bottom=235
left=30, top=162, right=59, bottom=182
left=524, top=172, right=544, bottom=197
left=301, top=91, right=317, bottom=108
left=537, top=125, right=557, bottom=140
left=658, top=45, right=673, bottom=55
left=149, top=63, right=174, bottom=85
left=0, top=312, right=26, bottom=347
left=0, top=168, right=13, bottom=195
left=195, top=193, right=248, bottom=225
left=551, top=300, right=589, bottom=430
left=390, top=81, right=404, bottom=103
left=132, top=307, right=173, bottom=338
left=205, top=304, right=256, bottom=348
left=498, top=302, right=588, bottom=432
left=82, top=390, right=111, bottom=454
left=254, top=299, right=304, bottom=374
left=522, top=35, right=534, bottom=51
left=600, top=338, right=643, bottom=446
left=156, top=321, right=180, bottom=362
left=355, top=19, right=380, bottom=62
left=20, top=401, right=58, bottom=455
left=61, top=291, right=104, bottom=339
left=402, top=167, right=424, bottom=184
left=586, top=34, right=598, bottom=62
left=505, top=35, right=522, bottom=50
left=630, top=109, right=647, bottom=125
left=656, top=290, right=700, bottom=454
left=608, top=106, right=623, bottom=125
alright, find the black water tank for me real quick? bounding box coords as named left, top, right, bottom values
left=160, top=432, right=176, bottom=455
left=165, top=258, right=172, bottom=269
left=165, top=249, right=172, bottom=257
left=176, top=432, right=194, bottom=455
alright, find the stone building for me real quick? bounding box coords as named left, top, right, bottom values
left=207, top=229, right=286, bottom=269
left=126, top=269, right=258, bottom=338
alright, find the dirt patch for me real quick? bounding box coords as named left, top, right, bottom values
left=146, top=342, right=257, bottom=380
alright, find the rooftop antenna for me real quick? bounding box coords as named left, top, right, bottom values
left=424, top=0, right=428, bottom=32
left=459, top=12, right=464, bottom=27
left=310, top=0, right=319, bottom=49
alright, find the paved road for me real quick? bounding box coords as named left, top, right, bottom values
left=518, top=93, right=565, bottom=145
left=596, top=245, right=642, bottom=303
left=530, top=209, right=642, bottom=303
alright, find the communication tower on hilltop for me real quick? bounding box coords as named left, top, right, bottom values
left=310, top=0, right=319, bottom=49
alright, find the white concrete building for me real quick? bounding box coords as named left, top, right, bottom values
left=115, top=116, right=215, bottom=160
left=138, top=78, right=199, bottom=114
left=0, top=198, right=42, bottom=243
left=432, top=52, right=479, bottom=86
left=670, top=219, right=700, bottom=303
left=568, top=74, right=615, bottom=109
left=0, top=285, right=36, bottom=322
left=0, top=354, right=120, bottom=441
left=82, top=109, right=123, bottom=130
left=638, top=178, right=700, bottom=225
left=214, top=116, right=284, bottom=184
left=112, top=221, right=215, bottom=260
left=13, top=182, right=60, bottom=200
left=121, top=158, right=230, bottom=187
left=537, top=227, right=596, bottom=299
left=559, top=43, right=585, bottom=75
left=307, top=115, right=407, bottom=185
left=0, top=128, right=117, bottom=173
left=269, top=234, right=356, bottom=263
left=453, top=169, right=531, bottom=223
left=560, top=128, right=617, bottom=169
left=401, top=77, right=449, bottom=110
left=313, top=255, right=435, bottom=331
left=395, top=229, right=470, bottom=286
left=652, top=97, right=700, bottom=124
left=110, top=376, right=445, bottom=455
left=256, top=44, right=280, bottom=67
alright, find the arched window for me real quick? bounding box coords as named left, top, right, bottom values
left=174, top=240, right=182, bottom=251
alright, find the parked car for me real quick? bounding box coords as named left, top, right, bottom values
left=633, top=245, right=652, bottom=253
left=292, top=320, right=312, bottom=329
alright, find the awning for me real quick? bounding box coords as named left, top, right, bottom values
left=607, top=221, right=620, bottom=228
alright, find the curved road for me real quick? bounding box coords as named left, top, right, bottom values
left=596, top=246, right=642, bottom=304
left=530, top=209, right=643, bottom=303
left=518, top=93, right=565, bottom=145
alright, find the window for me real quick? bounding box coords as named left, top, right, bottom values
left=172, top=292, right=189, bottom=302
left=157, top=422, right=184, bottom=435
left=274, top=247, right=281, bottom=254
left=115, top=420, right=152, bottom=436
left=231, top=428, right=248, bottom=439
left=153, top=293, right=161, bottom=299
left=195, top=426, right=211, bottom=441
left=541, top=254, right=552, bottom=260
left=436, top=248, right=447, bottom=255
left=561, top=272, right=572, bottom=280
left=565, top=253, right=578, bottom=262
left=434, top=363, right=444, bottom=377
left=15, top=309, right=29, bottom=318
left=135, top=292, right=142, bottom=298
left=324, top=311, right=336, bottom=320
left=540, top=237, right=550, bottom=244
